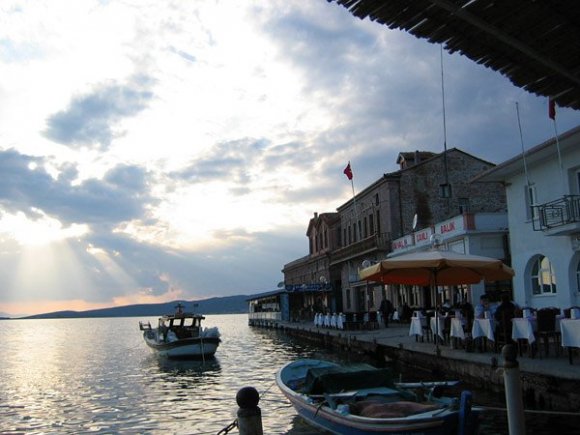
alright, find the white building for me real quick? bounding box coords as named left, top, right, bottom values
left=476, top=125, right=580, bottom=310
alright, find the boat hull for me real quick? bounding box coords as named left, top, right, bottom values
left=144, top=336, right=220, bottom=359
left=276, top=359, right=481, bottom=435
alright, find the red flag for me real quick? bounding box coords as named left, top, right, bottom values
left=549, top=98, right=556, bottom=120
left=343, top=162, right=353, bottom=180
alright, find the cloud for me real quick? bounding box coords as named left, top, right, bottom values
left=43, top=74, right=155, bottom=149
left=0, top=149, right=156, bottom=227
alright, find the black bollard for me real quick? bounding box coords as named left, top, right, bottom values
left=236, top=386, right=263, bottom=435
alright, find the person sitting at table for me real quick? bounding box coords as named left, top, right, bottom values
left=474, top=295, right=492, bottom=319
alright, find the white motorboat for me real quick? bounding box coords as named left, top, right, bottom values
left=139, top=303, right=220, bottom=359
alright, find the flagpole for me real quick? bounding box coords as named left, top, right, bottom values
left=515, top=102, right=531, bottom=188
left=344, top=161, right=360, bottom=238
left=549, top=98, right=565, bottom=195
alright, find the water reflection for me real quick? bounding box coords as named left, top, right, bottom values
left=155, top=356, right=222, bottom=377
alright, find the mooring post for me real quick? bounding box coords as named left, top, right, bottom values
left=236, top=386, right=263, bottom=435
left=502, top=344, right=526, bottom=435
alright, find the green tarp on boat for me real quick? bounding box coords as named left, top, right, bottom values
left=302, top=363, right=395, bottom=395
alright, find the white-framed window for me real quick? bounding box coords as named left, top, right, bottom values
left=525, top=184, right=538, bottom=220
left=531, top=255, right=557, bottom=295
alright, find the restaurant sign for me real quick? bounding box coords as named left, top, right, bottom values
left=435, top=215, right=465, bottom=238
left=391, top=234, right=414, bottom=253
left=414, top=227, right=433, bottom=247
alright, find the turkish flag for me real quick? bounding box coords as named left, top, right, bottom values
left=343, top=162, right=353, bottom=180
left=549, top=98, right=556, bottom=120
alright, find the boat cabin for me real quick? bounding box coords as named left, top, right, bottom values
left=159, top=313, right=204, bottom=340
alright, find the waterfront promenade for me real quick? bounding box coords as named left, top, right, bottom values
left=263, top=319, right=580, bottom=412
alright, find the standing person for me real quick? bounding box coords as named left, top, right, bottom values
left=380, top=297, right=393, bottom=328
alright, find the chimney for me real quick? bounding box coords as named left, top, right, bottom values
left=314, top=212, right=318, bottom=219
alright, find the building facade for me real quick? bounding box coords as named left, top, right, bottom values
left=476, top=125, right=580, bottom=310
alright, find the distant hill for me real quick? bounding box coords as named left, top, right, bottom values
left=19, top=295, right=251, bottom=319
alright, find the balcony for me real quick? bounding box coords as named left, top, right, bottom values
left=330, top=232, right=392, bottom=264
left=532, top=195, right=580, bottom=235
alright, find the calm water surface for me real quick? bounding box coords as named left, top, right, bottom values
left=0, top=315, right=574, bottom=434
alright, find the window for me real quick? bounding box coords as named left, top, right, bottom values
left=458, top=198, right=470, bottom=214
left=346, top=289, right=352, bottom=309
left=525, top=184, right=538, bottom=220
left=363, top=217, right=368, bottom=238
left=531, top=256, right=557, bottom=295
left=348, top=226, right=352, bottom=245
left=369, top=214, right=375, bottom=234
left=376, top=210, right=381, bottom=234
left=368, top=288, right=375, bottom=308
left=576, top=261, right=580, bottom=292
left=440, top=183, right=452, bottom=198
left=375, top=193, right=379, bottom=206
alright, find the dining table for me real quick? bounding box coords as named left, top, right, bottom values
left=560, top=318, right=580, bottom=364
left=471, top=317, right=495, bottom=351
left=409, top=316, right=426, bottom=340
left=430, top=315, right=446, bottom=342
left=450, top=317, right=466, bottom=340
left=511, top=316, right=537, bottom=357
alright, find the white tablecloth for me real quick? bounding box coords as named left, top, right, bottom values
left=409, top=317, right=425, bottom=336
left=472, top=318, right=495, bottom=341
left=430, top=316, right=446, bottom=340
left=450, top=318, right=465, bottom=339
left=512, top=318, right=536, bottom=344
left=560, top=319, right=580, bottom=348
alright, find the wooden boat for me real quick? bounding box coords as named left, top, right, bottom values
left=138, top=303, right=220, bottom=359
left=276, top=359, right=481, bottom=435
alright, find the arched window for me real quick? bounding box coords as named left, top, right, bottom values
left=531, top=256, right=557, bottom=295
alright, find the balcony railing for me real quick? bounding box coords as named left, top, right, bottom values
left=330, top=232, right=392, bottom=263
left=532, top=195, right=580, bottom=232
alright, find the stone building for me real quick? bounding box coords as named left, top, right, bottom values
left=336, top=148, right=507, bottom=314
left=283, top=148, right=508, bottom=317
left=282, top=212, right=341, bottom=317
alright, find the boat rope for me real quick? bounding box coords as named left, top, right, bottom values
left=215, top=418, right=238, bottom=435
left=478, top=405, right=579, bottom=416
left=259, top=381, right=277, bottom=400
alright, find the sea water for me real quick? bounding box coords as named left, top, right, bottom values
left=0, top=314, right=574, bottom=434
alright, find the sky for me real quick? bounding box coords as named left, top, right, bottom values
left=0, top=1, right=578, bottom=317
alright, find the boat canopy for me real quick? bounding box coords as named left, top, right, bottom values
left=302, top=364, right=395, bottom=395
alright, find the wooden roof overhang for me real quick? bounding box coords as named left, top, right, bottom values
left=329, top=0, right=580, bottom=110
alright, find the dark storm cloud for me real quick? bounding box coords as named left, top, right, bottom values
left=43, top=74, right=155, bottom=149
left=0, top=149, right=156, bottom=226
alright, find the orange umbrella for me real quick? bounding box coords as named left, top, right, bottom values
left=359, top=249, right=514, bottom=286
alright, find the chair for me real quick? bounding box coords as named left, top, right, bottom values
left=494, top=310, right=520, bottom=355
left=422, top=313, right=433, bottom=343
left=365, top=311, right=379, bottom=330
left=536, top=308, right=561, bottom=357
